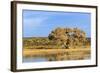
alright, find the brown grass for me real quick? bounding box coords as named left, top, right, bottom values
left=23, top=47, right=91, bottom=60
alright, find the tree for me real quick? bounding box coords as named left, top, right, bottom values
left=48, top=27, right=86, bottom=49
left=72, top=28, right=86, bottom=47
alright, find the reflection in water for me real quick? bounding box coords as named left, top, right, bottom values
left=23, top=48, right=91, bottom=63
left=23, top=53, right=90, bottom=63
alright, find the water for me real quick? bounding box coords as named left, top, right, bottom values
left=23, top=50, right=91, bottom=63
left=23, top=57, right=48, bottom=62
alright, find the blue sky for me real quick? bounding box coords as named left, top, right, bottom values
left=23, top=10, right=91, bottom=37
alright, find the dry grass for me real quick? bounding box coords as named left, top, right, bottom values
left=23, top=48, right=90, bottom=55
left=23, top=47, right=91, bottom=60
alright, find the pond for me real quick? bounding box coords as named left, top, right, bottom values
left=23, top=50, right=91, bottom=63
left=23, top=57, right=48, bottom=62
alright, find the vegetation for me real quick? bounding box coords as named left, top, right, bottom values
left=23, top=27, right=91, bottom=61
left=23, top=48, right=91, bottom=60
left=23, top=37, right=61, bottom=49
left=23, top=27, right=90, bottom=49
left=48, top=27, right=87, bottom=49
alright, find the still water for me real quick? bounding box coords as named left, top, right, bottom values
left=23, top=51, right=90, bottom=63
left=23, top=57, right=48, bottom=62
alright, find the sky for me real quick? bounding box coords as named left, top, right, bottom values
left=23, top=10, right=91, bottom=37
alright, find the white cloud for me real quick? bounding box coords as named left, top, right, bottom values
left=23, top=16, right=48, bottom=28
